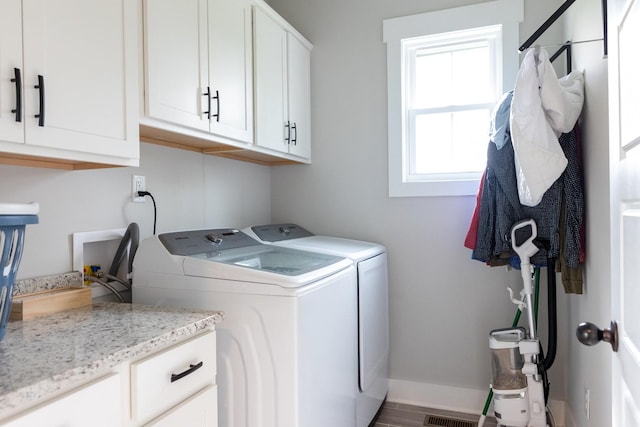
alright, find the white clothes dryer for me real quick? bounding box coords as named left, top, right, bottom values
left=132, top=228, right=357, bottom=427
left=243, top=223, right=389, bottom=427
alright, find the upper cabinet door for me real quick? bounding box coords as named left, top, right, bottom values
left=208, top=0, right=253, bottom=143
left=144, top=0, right=253, bottom=144
left=286, top=34, right=311, bottom=160
left=144, top=0, right=209, bottom=133
left=21, top=0, right=139, bottom=159
left=253, top=6, right=288, bottom=154
left=0, top=0, right=25, bottom=145
left=253, top=4, right=312, bottom=161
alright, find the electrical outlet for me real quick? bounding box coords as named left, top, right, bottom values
left=584, top=387, right=590, bottom=420
left=132, top=175, right=146, bottom=203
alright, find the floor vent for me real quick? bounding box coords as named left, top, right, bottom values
left=423, top=415, right=477, bottom=427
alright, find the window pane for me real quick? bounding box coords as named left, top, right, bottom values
left=452, top=109, right=490, bottom=171
left=452, top=46, right=492, bottom=104
left=414, top=43, right=493, bottom=109
left=414, top=112, right=452, bottom=173
left=414, top=109, right=489, bottom=174
left=414, top=51, right=452, bottom=108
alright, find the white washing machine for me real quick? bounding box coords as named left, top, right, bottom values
left=132, top=228, right=357, bottom=427
left=243, top=223, right=389, bottom=427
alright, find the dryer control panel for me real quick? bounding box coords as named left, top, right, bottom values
left=250, top=223, right=313, bottom=242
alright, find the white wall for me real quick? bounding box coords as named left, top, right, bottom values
left=0, top=142, right=271, bottom=279
left=267, top=0, right=577, bottom=410
left=564, top=1, right=611, bottom=426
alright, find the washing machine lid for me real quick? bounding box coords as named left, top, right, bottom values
left=247, top=224, right=385, bottom=261
left=159, top=229, right=351, bottom=287
left=275, top=236, right=384, bottom=261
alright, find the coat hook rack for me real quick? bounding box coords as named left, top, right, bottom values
left=519, top=0, right=607, bottom=73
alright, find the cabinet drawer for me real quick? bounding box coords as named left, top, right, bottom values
left=2, top=374, right=121, bottom=427
left=131, top=330, right=216, bottom=424
left=145, top=384, right=217, bottom=427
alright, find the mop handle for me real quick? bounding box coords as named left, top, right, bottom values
left=510, top=219, right=539, bottom=339
left=510, top=219, right=538, bottom=261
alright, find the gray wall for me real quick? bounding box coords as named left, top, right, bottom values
left=267, top=0, right=607, bottom=415
left=0, top=142, right=272, bottom=278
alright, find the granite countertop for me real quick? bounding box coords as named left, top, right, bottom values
left=0, top=302, right=223, bottom=418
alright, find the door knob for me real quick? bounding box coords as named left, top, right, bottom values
left=576, top=321, right=619, bottom=352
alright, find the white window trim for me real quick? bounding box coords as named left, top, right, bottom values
left=383, top=0, right=523, bottom=198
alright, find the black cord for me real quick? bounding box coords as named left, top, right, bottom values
left=137, top=191, right=157, bottom=235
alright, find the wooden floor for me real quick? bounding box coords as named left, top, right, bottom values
left=373, top=401, right=498, bottom=427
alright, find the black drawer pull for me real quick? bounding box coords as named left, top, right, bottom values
left=212, top=89, right=220, bottom=122
left=291, top=122, right=297, bottom=145
left=11, top=68, right=22, bottom=122
left=284, top=121, right=290, bottom=144
left=34, top=75, right=44, bottom=127
left=170, top=361, right=203, bottom=383
left=203, top=87, right=211, bottom=120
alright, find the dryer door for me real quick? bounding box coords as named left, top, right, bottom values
left=358, top=253, right=389, bottom=393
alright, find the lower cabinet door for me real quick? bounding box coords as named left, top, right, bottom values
left=131, top=330, right=216, bottom=424
left=3, top=374, right=121, bottom=427
left=145, top=385, right=217, bottom=427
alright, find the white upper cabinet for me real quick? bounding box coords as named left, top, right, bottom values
left=0, top=0, right=24, bottom=146
left=140, top=0, right=311, bottom=165
left=253, top=7, right=287, bottom=155
left=0, top=0, right=139, bottom=167
left=143, top=0, right=253, bottom=144
left=253, top=4, right=312, bottom=161
left=143, top=0, right=209, bottom=133
left=208, top=0, right=254, bottom=142
left=286, top=33, right=311, bottom=160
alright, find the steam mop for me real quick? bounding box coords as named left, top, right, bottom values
left=482, top=219, right=550, bottom=427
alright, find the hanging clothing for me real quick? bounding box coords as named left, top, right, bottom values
left=464, top=169, right=485, bottom=250
left=510, top=47, right=584, bottom=207
left=469, top=94, right=585, bottom=292
left=465, top=92, right=513, bottom=250
left=489, top=91, right=513, bottom=150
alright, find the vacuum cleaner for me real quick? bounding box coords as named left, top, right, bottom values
left=479, top=219, right=558, bottom=427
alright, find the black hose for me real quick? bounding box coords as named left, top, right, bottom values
left=108, top=222, right=140, bottom=284
left=542, top=257, right=557, bottom=371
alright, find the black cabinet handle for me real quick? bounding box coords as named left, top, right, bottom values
left=170, top=361, right=204, bottom=383
left=212, top=90, right=220, bottom=122
left=34, top=75, right=44, bottom=127
left=284, top=121, right=290, bottom=144
left=10, top=68, right=22, bottom=122
left=291, top=122, right=297, bottom=145
left=203, top=87, right=211, bottom=120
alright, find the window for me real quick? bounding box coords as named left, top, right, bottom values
left=405, top=27, right=500, bottom=179
left=383, top=0, right=524, bottom=197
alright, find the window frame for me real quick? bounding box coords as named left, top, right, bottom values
left=405, top=28, right=500, bottom=179
left=383, top=0, right=524, bottom=197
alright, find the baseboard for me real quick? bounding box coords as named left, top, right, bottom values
left=387, top=378, right=566, bottom=427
